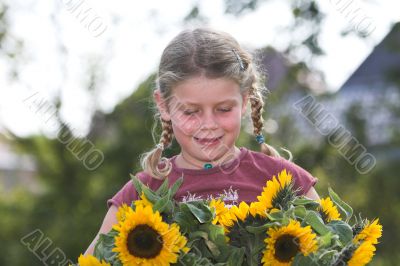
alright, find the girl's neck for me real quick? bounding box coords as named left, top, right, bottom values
left=176, top=147, right=241, bottom=170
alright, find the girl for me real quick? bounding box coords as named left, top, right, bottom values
left=85, top=27, right=319, bottom=255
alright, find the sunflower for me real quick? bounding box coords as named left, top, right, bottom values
left=318, top=197, right=341, bottom=223
left=353, top=219, right=382, bottom=245
left=116, top=204, right=133, bottom=222
left=134, top=192, right=153, bottom=208
left=262, top=220, right=318, bottom=266
left=347, top=241, right=376, bottom=266
left=248, top=201, right=271, bottom=218
left=77, top=254, right=111, bottom=266
left=209, top=199, right=233, bottom=228
left=252, top=169, right=294, bottom=217
left=112, top=205, right=189, bottom=266
left=229, top=201, right=251, bottom=222
left=211, top=201, right=253, bottom=235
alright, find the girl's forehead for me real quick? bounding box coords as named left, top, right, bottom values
left=170, top=76, right=243, bottom=104
left=176, top=75, right=237, bottom=88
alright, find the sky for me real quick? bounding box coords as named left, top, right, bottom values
left=0, top=0, right=399, bottom=138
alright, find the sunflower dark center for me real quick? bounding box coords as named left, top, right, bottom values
left=352, top=224, right=363, bottom=237
left=274, top=234, right=299, bottom=262
left=320, top=209, right=329, bottom=223
left=127, top=224, right=163, bottom=258
left=333, top=245, right=356, bottom=266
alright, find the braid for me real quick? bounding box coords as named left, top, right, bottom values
left=249, top=84, right=282, bottom=158
left=249, top=90, right=265, bottom=136
left=140, top=119, right=174, bottom=180
left=159, top=119, right=173, bottom=148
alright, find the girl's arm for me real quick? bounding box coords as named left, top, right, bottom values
left=84, top=205, right=118, bottom=255
left=305, top=186, right=320, bottom=200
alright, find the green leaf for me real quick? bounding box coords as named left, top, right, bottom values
left=328, top=188, right=353, bottom=222
left=205, top=239, right=221, bottom=257
left=155, top=177, right=169, bottom=196
left=112, top=260, right=123, bottom=266
left=93, top=229, right=118, bottom=262
left=190, top=231, right=209, bottom=240
left=245, top=222, right=280, bottom=234
left=175, top=252, right=214, bottom=266
left=266, top=210, right=284, bottom=221
left=294, top=205, right=307, bottom=219
left=304, top=211, right=330, bottom=235
left=173, top=202, right=199, bottom=230
left=174, top=212, right=197, bottom=234
left=317, top=250, right=339, bottom=265
left=318, top=231, right=334, bottom=248
left=142, top=186, right=161, bottom=203
left=186, top=202, right=213, bottom=223
left=130, top=174, right=143, bottom=196
left=292, top=197, right=319, bottom=208
left=226, top=247, right=245, bottom=266
left=326, top=220, right=353, bottom=245
left=281, top=214, right=290, bottom=226
left=152, top=193, right=170, bottom=213
left=173, top=204, right=200, bottom=233
left=202, top=224, right=225, bottom=242
left=169, top=176, right=184, bottom=196
left=292, top=254, right=318, bottom=266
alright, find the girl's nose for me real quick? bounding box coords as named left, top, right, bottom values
left=200, top=111, right=218, bottom=130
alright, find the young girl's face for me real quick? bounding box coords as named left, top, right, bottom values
left=155, top=75, right=248, bottom=164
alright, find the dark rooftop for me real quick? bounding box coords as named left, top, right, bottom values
left=340, top=22, right=400, bottom=91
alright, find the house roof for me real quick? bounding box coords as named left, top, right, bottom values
left=340, top=22, right=400, bottom=91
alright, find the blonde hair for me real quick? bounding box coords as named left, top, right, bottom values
left=140, top=27, right=282, bottom=179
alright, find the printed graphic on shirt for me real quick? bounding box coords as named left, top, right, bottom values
left=181, top=186, right=239, bottom=208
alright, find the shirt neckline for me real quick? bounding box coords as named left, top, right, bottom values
left=170, top=147, right=249, bottom=176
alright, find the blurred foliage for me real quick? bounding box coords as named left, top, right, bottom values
left=0, top=1, right=24, bottom=80
left=0, top=0, right=399, bottom=265
left=224, top=0, right=325, bottom=58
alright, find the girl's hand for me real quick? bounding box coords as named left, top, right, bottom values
left=305, top=187, right=320, bottom=200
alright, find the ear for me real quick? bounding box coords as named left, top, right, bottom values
left=153, top=90, right=171, bottom=121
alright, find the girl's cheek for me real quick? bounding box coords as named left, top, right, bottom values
left=172, top=115, right=202, bottom=135
left=218, top=112, right=241, bottom=129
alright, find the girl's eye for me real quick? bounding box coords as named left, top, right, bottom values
left=218, top=107, right=232, bottom=113
left=183, top=110, right=198, bottom=115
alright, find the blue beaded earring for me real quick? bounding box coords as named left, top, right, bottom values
left=256, top=134, right=265, bottom=144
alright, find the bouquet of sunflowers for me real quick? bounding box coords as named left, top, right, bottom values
left=74, top=170, right=382, bottom=266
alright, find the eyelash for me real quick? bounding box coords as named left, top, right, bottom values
left=183, top=110, right=198, bottom=115
left=218, top=107, right=232, bottom=113
left=183, top=108, right=232, bottom=116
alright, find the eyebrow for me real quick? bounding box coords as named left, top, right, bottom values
left=180, top=99, right=239, bottom=106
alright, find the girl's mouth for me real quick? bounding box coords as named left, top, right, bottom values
left=194, top=136, right=223, bottom=146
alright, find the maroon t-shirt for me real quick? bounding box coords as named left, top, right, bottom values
left=107, top=147, right=317, bottom=208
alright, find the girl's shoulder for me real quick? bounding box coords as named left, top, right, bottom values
left=241, top=147, right=317, bottom=194
left=243, top=147, right=306, bottom=173
left=241, top=147, right=285, bottom=171
left=243, top=147, right=282, bottom=163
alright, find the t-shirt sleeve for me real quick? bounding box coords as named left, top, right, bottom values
left=278, top=158, right=318, bottom=195
left=107, top=179, right=138, bottom=208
